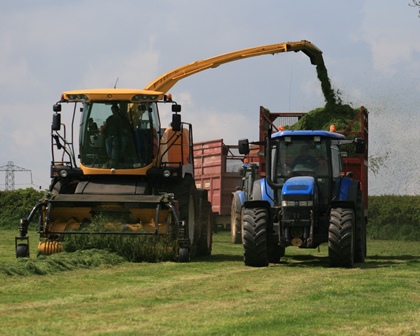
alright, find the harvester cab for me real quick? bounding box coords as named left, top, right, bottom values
left=238, top=122, right=367, bottom=268
left=16, top=89, right=213, bottom=262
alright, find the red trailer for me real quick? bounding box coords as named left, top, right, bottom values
left=193, top=139, right=244, bottom=229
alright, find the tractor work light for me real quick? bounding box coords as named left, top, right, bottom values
left=65, top=94, right=89, bottom=102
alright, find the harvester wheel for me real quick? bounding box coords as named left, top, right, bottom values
left=243, top=207, right=269, bottom=267
left=197, top=200, right=213, bottom=256
left=16, top=243, right=30, bottom=258
left=354, top=190, right=366, bottom=263
left=231, top=197, right=242, bottom=244
left=328, top=207, right=355, bottom=268
left=178, top=247, right=190, bottom=262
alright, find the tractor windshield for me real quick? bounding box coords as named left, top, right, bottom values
left=273, top=137, right=330, bottom=180
left=79, top=102, right=160, bottom=169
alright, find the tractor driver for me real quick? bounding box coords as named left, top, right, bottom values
left=292, top=145, right=318, bottom=171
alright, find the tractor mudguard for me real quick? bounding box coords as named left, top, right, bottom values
left=331, top=178, right=361, bottom=209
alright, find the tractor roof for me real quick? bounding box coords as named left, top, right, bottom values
left=272, top=130, right=346, bottom=140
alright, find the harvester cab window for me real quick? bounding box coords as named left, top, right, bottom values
left=79, top=102, right=160, bottom=169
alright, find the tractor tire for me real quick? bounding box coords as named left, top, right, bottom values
left=328, top=207, right=355, bottom=268
left=196, top=199, right=213, bottom=256
left=16, top=243, right=30, bottom=258
left=242, top=207, right=269, bottom=267
left=268, top=239, right=285, bottom=264
left=231, top=197, right=242, bottom=244
left=354, top=190, right=366, bottom=263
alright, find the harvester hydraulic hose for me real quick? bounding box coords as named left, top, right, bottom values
left=19, top=202, right=47, bottom=237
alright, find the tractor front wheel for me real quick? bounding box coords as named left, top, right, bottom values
left=242, top=207, right=269, bottom=267
left=328, top=207, right=355, bottom=268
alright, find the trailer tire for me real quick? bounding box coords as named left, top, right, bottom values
left=328, top=207, right=355, bottom=268
left=354, top=190, right=366, bottom=263
left=231, top=197, right=242, bottom=244
left=16, top=243, right=29, bottom=258
left=243, top=207, right=269, bottom=267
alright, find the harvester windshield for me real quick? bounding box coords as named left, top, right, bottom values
left=79, top=101, right=160, bottom=169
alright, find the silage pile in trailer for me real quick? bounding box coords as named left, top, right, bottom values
left=287, top=103, right=361, bottom=133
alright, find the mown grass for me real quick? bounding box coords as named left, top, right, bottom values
left=0, top=229, right=419, bottom=335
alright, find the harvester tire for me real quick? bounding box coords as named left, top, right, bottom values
left=196, top=199, right=213, bottom=256
left=354, top=190, right=366, bottom=263
left=243, top=207, right=269, bottom=267
left=16, top=243, right=30, bottom=258
left=231, top=197, right=242, bottom=244
left=328, top=207, right=355, bottom=268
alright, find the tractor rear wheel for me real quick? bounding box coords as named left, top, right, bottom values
left=328, top=207, right=355, bottom=268
left=243, top=207, right=269, bottom=267
left=231, top=197, right=242, bottom=244
left=178, top=247, right=190, bottom=262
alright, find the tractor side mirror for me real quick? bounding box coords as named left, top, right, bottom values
left=354, top=138, right=365, bottom=154
left=172, top=104, right=181, bottom=113
left=238, top=139, right=250, bottom=155
left=52, top=113, right=61, bottom=131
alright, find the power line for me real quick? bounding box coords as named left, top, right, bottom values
left=0, top=161, right=32, bottom=191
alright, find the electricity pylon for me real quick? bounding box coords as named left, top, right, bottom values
left=0, top=161, right=32, bottom=190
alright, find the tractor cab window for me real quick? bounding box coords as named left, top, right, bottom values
left=274, top=137, right=329, bottom=180
left=79, top=102, right=160, bottom=169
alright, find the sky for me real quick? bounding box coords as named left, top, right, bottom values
left=0, top=0, right=419, bottom=195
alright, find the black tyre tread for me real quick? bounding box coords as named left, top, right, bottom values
left=196, top=200, right=213, bottom=256
left=328, top=208, right=355, bottom=268
left=231, top=197, right=242, bottom=244
left=16, top=243, right=30, bottom=258
left=243, top=207, right=269, bottom=267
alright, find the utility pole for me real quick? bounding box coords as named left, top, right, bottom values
left=0, top=161, right=32, bottom=190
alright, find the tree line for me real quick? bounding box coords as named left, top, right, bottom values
left=0, top=189, right=418, bottom=241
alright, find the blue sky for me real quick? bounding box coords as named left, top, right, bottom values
left=0, top=1, right=419, bottom=195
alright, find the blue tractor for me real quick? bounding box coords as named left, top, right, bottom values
left=238, top=128, right=367, bottom=267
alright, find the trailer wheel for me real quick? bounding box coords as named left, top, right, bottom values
left=16, top=243, right=29, bottom=258
left=178, top=247, right=190, bottom=262
left=243, top=207, right=269, bottom=267
left=354, top=190, right=366, bottom=263
left=231, top=197, right=242, bottom=244
left=328, top=208, right=355, bottom=268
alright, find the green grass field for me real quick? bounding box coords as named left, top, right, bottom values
left=0, top=229, right=419, bottom=335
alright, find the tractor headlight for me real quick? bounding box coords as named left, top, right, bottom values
left=163, top=169, right=171, bottom=178
left=282, top=200, right=313, bottom=207
left=60, top=169, right=68, bottom=178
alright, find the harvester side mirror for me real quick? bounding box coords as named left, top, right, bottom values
left=238, top=139, right=250, bottom=155
left=354, top=138, right=365, bottom=154
left=52, top=113, right=61, bottom=131
left=172, top=104, right=181, bottom=113
left=53, top=104, right=62, bottom=112
left=172, top=113, right=181, bottom=132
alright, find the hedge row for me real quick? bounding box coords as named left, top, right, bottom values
left=0, top=189, right=418, bottom=241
